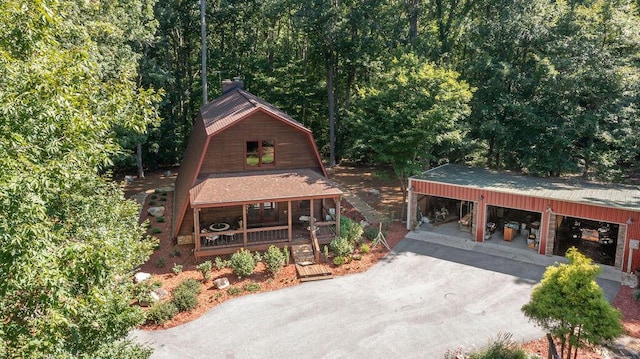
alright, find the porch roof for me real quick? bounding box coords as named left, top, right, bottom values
left=189, top=169, right=343, bottom=207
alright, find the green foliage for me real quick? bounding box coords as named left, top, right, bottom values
left=330, top=237, right=354, bottom=258
left=253, top=251, right=262, bottom=263
left=352, top=254, right=362, bottom=261
left=359, top=243, right=371, bottom=254
left=635, top=289, right=640, bottom=302
left=146, top=301, right=178, bottom=325
left=522, top=248, right=623, bottom=358
left=156, top=216, right=165, bottom=223
left=333, top=256, right=347, bottom=266
left=214, top=257, right=231, bottom=270
left=172, top=264, right=183, bottom=275
left=467, top=333, right=528, bottom=359
left=230, top=249, right=257, bottom=278
left=283, top=246, right=290, bottom=265
left=197, top=261, right=213, bottom=281
left=149, top=200, right=157, bottom=205
left=151, top=227, right=162, bottom=234
left=263, top=246, right=286, bottom=277
left=227, top=287, right=242, bottom=296
left=243, top=283, right=261, bottom=292
left=156, top=257, right=167, bottom=268
left=171, top=279, right=201, bottom=312
left=340, top=216, right=365, bottom=246
left=323, top=245, right=329, bottom=259
left=170, top=247, right=181, bottom=257
left=364, top=226, right=379, bottom=241
left=133, top=280, right=162, bottom=304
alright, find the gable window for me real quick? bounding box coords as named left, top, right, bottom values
left=246, top=140, right=275, bottom=167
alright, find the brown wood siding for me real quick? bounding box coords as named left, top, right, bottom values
left=199, top=112, right=322, bottom=175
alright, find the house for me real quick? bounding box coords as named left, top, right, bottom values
left=407, top=164, right=640, bottom=280
left=172, top=79, right=343, bottom=258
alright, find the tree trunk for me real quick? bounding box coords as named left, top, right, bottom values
left=136, top=143, right=145, bottom=179
left=326, top=58, right=336, bottom=167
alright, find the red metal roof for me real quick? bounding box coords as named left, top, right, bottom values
left=190, top=170, right=343, bottom=207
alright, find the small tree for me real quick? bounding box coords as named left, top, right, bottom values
left=521, top=247, right=623, bottom=359
left=263, top=246, right=286, bottom=277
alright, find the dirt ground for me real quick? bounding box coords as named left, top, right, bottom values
left=120, top=165, right=640, bottom=358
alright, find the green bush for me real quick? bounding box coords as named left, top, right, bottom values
left=156, top=216, right=165, bottom=223
left=171, top=279, right=201, bottom=312
left=133, top=280, right=161, bottom=304
left=214, top=256, right=231, bottom=270
left=352, top=253, right=362, bottom=260
left=263, top=246, right=286, bottom=277
left=244, top=282, right=261, bottom=292
left=151, top=227, right=162, bottom=234
left=230, top=248, right=256, bottom=277
left=635, top=289, right=640, bottom=302
left=227, top=286, right=242, bottom=296
left=283, top=245, right=290, bottom=265
left=253, top=251, right=262, bottom=263
left=156, top=257, right=166, bottom=268
left=364, top=226, right=379, bottom=240
left=468, top=333, right=528, bottom=359
left=340, top=216, right=364, bottom=245
left=146, top=301, right=178, bottom=324
left=359, top=243, right=371, bottom=254
left=197, top=260, right=212, bottom=281
left=333, top=256, right=346, bottom=266
left=172, top=263, right=183, bottom=275
left=330, top=236, right=354, bottom=257
left=149, top=200, right=156, bottom=205
left=171, top=247, right=181, bottom=257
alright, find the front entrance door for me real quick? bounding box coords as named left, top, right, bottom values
left=247, top=202, right=277, bottom=225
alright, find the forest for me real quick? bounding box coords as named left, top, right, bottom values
left=0, top=0, right=639, bottom=357
left=134, top=0, right=640, bottom=181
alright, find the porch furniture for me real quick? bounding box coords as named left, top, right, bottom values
left=458, top=212, right=472, bottom=232
left=205, top=235, right=219, bottom=246
left=209, top=223, right=230, bottom=232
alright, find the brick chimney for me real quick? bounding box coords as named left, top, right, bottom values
left=222, top=77, right=244, bottom=94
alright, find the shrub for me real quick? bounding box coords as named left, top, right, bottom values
left=364, top=226, right=378, bottom=241
left=230, top=248, right=256, bottom=277
left=172, top=263, right=183, bottom=275
left=149, top=200, right=156, bottom=205
left=330, top=237, right=354, bottom=257
left=635, top=289, right=640, bottom=302
left=156, top=257, right=166, bottom=268
left=323, top=245, right=329, bottom=259
left=263, top=246, right=286, bottom=277
left=333, top=256, right=346, bottom=266
left=150, top=194, right=158, bottom=200
left=352, top=253, right=362, bottom=261
left=283, top=245, right=290, bottom=265
left=214, top=256, right=231, bottom=270
left=197, top=261, right=212, bottom=281
left=133, top=280, right=161, bottom=304
left=146, top=301, right=178, bottom=324
left=359, top=243, right=371, bottom=254
left=156, top=216, right=165, bottom=223
left=151, top=227, right=162, bottom=234
left=170, top=247, right=181, bottom=257
left=253, top=251, right=262, bottom=263
left=227, top=286, right=242, bottom=296
left=171, top=279, right=201, bottom=312
left=244, top=282, right=261, bottom=292
left=340, top=216, right=364, bottom=245
left=468, top=333, right=528, bottom=359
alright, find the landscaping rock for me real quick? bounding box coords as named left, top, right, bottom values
left=214, top=277, right=230, bottom=289
left=148, top=206, right=165, bottom=217
left=163, top=170, right=173, bottom=177
left=124, top=175, right=135, bottom=184
left=153, top=288, right=169, bottom=299
left=134, top=272, right=151, bottom=283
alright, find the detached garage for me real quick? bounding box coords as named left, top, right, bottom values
left=407, top=164, right=640, bottom=276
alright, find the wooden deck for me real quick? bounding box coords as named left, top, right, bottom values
left=291, top=243, right=333, bottom=282
left=295, top=264, right=333, bottom=282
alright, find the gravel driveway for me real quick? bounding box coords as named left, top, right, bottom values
left=133, top=235, right=622, bottom=358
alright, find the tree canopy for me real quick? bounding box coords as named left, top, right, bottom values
left=0, top=0, right=159, bottom=357
left=521, top=248, right=623, bottom=358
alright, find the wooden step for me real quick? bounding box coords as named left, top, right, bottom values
left=295, top=264, right=333, bottom=282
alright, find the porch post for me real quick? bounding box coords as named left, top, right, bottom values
left=242, top=204, right=248, bottom=247
left=335, top=195, right=341, bottom=237
left=287, top=200, right=292, bottom=242
left=310, top=199, right=315, bottom=229
left=194, top=207, right=201, bottom=253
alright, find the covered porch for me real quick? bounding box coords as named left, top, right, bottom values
left=189, top=170, right=343, bottom=258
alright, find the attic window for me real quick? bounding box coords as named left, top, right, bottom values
left=246, top=140, right=275, bottom=167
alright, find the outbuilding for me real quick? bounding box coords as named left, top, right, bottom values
left=407, top=164, right=640, bottom=278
